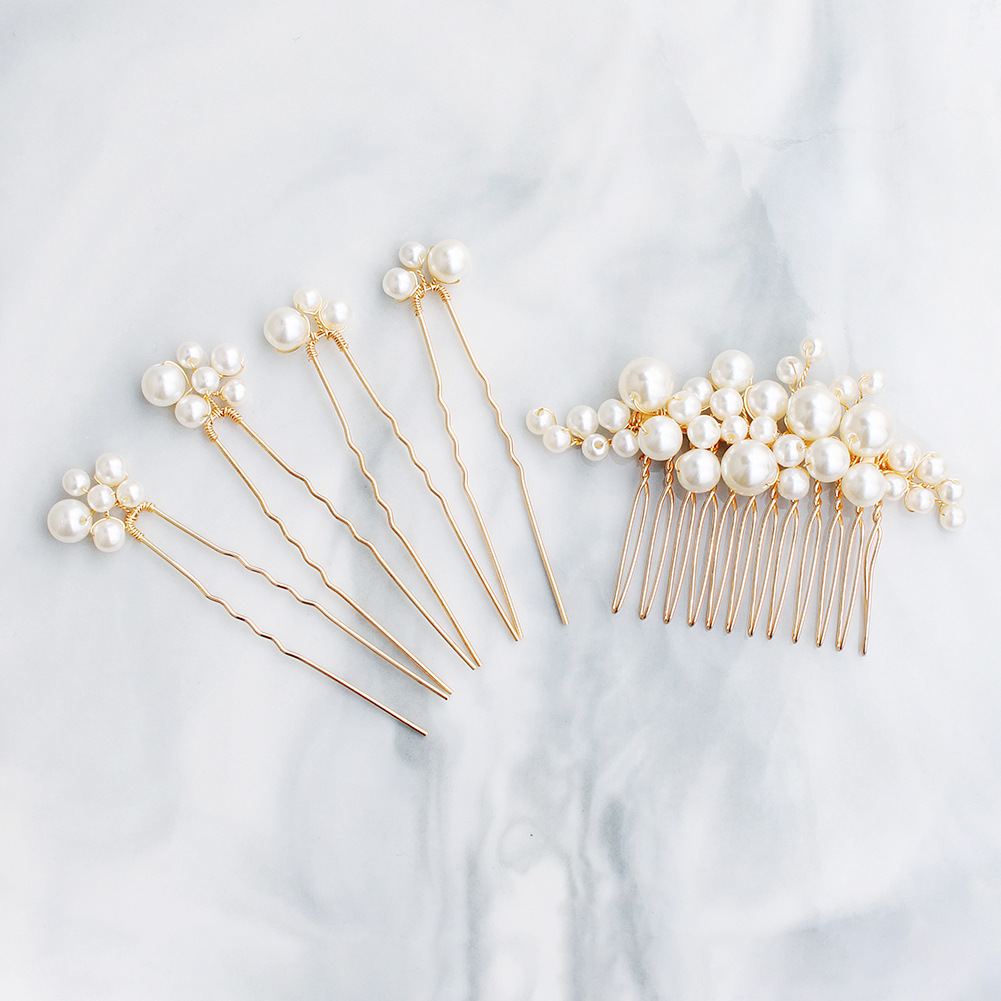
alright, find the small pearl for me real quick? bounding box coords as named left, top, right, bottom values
left=786, top=384, right=843, bottom=441
left=938, top=503, right=966, bottom=531
left=676, top=448, right=721, bottom=493
left=772, top=432, right=806, bottom=467
left=426, top=239, right=471, bottom=283
left=398, top=242, right=428, bottom=270
left=61, top=468, right=91, bottom=497
left=87, top=483, right=116, bottom=513
left=799, top=337, right=825, bottom=361
left=720, top=415, right=749, bottom=444
left=526, top=408, right=556, bottom=436
left=190, top=365, right=221, bottom=395
left=91, top=516, right=126, bottom=553
left=382, top=267, right=419, bottom=301
left=566, top=404, right=599, bottom=438
left=885, top=440, right=920, bottom=473
left=915, top=453, right=946, bottom=486
left=263, top=306, right=310, bottom=352
left=174, top=393, right=211, bottom=429
left=141, top=363, right=188, bottom=407
left=683, top=376, right=713, bottom=406
left=687, top=414, right=721, bottom=450
left=176, top=341, right=206, bottom=370
left=840, top=462, right=886, bottom=508
left=804, top=436, right=851, bottom=483
left=904, top=485, right=935, bottom=514
left=749, top=415, right=778, bottom=444
left=542, top=426, right=572, bottom=453
left=883, top=472, right=908, bottom=502
left=320, top=299, right=351, bottom=331
left=709, top=387, right=742, bottom=420
left=709, top=349, right=755, bottom=391
left=638, top=415, right=683, bottom=461
left=612, top=429, right=639, bottom=457
left=94, top=453, right=127, bottom=486
left=776, top=355, right=805, bottom=386
left=581, top=434, right=610, bottom=461
left=220, top=378, right=247, bottom=406
left=293, top=288, right=323, bottom=313
left=116, top=479, right=145, bottom=509
left=721, top=440, right=778, bottom=496
left=778, top=466, right=811, bottom=501
left=744, top=380, right=788, bottom=420
left=667, top=390, right=701, bottom=426
left=859, top=369, right=886, bottom=396
left=210, top=343, right=244, bottom=377
left=936, top=478, right=963, bottom=504
left=839, top=399, right=895, bottom=458
left=597, top=399, right=630, bottom=432
left=47, top=498, right=92, bottom=543
left=830, top=375, right=860, bottom=407
left=618, top=357, right=674, bottom=414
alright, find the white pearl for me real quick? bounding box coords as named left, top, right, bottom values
left=676, top=448, right=721, bottom=493
left=566, top=404, right=599, bottom=438
left=526, top=408, right=556, bottom=436
left=597, top=399, right=630, bottom=432
left=883, top=472, right=908, bottom=502
left=638, top=415, right=683, bottom=460
left=398, top=242, right=427, bottom=270
left=709, top=387, right=742, bottom=420
left=581, top=434, right=610, bottom=461
left=87, top=483, right=116, bottom=512
left=744, top=380, right=788, bottom=420
left=190, top=365, right=221, bottom=395
left=176, top=341, right=206, bottom=370
left=687, top=414, right=721, bottom=450
left=667, top=390, right=702, bottom=426
left=210, top=343, right=244, bottom=377
left=800, top=337, right=825, bottom=361
left=220, top=378, right=247, bottom=406
left=859, top=369, right=886, bottom=396
left=786, top=384, right=843, bottom=441
left=94, top=453, right=127, bottom=487
left=776, top=355, right=805, bottom=386
left=263, top=306, right=310, bottom=352
left=382, top=267, right=418, bottom=301
left=617, top=357, right=674, bottom=414
left=683, top=376, right=713, bottom=406
left=141, top=363, right=188, bottom=407
left=320, top=299, right=351, bottom=331
left=116, top=479, right=145, bottom=509
left=839, top=399, right=895, bottom=457
left=778, top=466, right=810, bottom=501
left=612, top=428, right=639, bottom=457
left=904, top=485, right=935, bottom=514
left=840, top=462, right=886, bottom=507
left=936, top=478, right=963, bottom=504
left=749, top=415, right=778, bottom=444
left=804, top=436, right=851, bottom=483
left=915, top=453, right=946, bottom=485
left=426, top=239, right=471, bottom=283
left=885, top=440, right=920, bottom=473
left=938, top=503, right=966, bottom=531
left=830, top=375, right=860, bottom=407
left=47, top=498, right=92, bottom=543
left=61, top=468, right=91, bottom=497
left=91, top=516, right=126, bottom=553
left=293, top=288, right=323, bottom=313
left=720, top=415, right=749, bottom=444
left=174, top=393, right=211, bottom=429
left=709, top=349, right=754, bottom=391
left=542, top=425, right=572, bottom=453
left=772, top=432, right=806, bottom=467
left=721, top=440, right=778, bottom=496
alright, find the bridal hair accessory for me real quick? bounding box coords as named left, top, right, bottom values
left=47, top=455, right=439, bottom=734
left=381, top=239, right=568, bottom=626
left=528, top=339, right=964, bottom=653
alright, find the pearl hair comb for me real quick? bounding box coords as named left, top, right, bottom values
left=528, top=339, right=964, bottom=653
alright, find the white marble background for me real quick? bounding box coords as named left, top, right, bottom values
left=3, top=1, right=1000, bottom=998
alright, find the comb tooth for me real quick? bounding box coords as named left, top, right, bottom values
left=835, top=506, right=867, bottom=650
left=611, top=458, right=652, bottom=613
left=687, top=489, right=719, bottom=626
left=638, top=463, right=675, bottom=619
left=747, top=488, right=779, bottom=636
left=724, top=495, right=758, bottom=633
left=766, top=500, right=800, bottom=638
left=706, top=492, right=739, bottom=629
left=792, top=481, right=824, bottom=643
left=663, top=491, right=697, bottom=623
left=860, top=502, right=884, bottom=655
left=815, top=487, right=845, bottom=647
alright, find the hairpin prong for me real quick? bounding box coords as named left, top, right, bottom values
left=835, top=504, right=867, bottom=651
left=746, top=486, right=780, bottom=636
left=792, top=482, right=824, bottom=643
left=663, top=489, right=697, bottom=624
left=724, top=495, right=758, bottom=633
left=612, top=457, right=651, bottom=613
left=706, top=492, right=739, bottom=630
left=766, top=499, right=800, bottom=638
left=638, top=462, right=674, bottom=619
left=860, top=502, right=883, bottom=654
left=687, top=489, right=719, bottom=626
left=815, top=486, right=845, bottom=647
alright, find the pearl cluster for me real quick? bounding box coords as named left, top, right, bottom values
left=382, top=239, right=472, bottom=302
left=46, top=454, right=145, bottom=553
left=141, top=342, right=248, bottom=429
left=263, top=289, right=353, bottom=354
left=528, top=340, right=965, bottom=530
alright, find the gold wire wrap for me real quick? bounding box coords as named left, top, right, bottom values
left=612, top=457, right=651, bottom=613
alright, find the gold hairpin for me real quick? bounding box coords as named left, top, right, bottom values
left=530, top=341, right=964, bottom=653
left=47, top=455, right=437, bottom=734
left=139, top=342, right=471, bottom=673
left=382, top=240, right=568, bottom=626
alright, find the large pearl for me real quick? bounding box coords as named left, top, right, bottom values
left=676, top=448, right=721, bottom=493
left=176, top=341, right=206, bottom=370
left=667, top=390, right=701, bottom=426
left=709, top=349, right=754, bottom=391
left=92, top=516, right=126, bottom=553
left=840, top=462, right=886, bottom=507
left=804, top=436, right=851, bottom=482
left=116, top=479, right=145, bottom=509
left=839, top=400, right=895, bottom=457
left=581, top=434, right=610, bottom=461
left=87, top=483, right=116, bottom=513
left=320, top=300, right=351, bottom=331
left=638, top=416, right=683, bottom=460
left=210, top=343, right=244, bottom=377
left=426, top=240, right=471, bottom=283
left=904, top=485, right=935, bottom=514
left=709, top=387, right=742, bottom=420
left=687, top=414, right=721, bottom=449
left=915, top=453, right=946, bottom=485
left=721, top=440, right=778, bottom=496
left=597, top=399, right=630, bottom=432
left=526, top=408, right=556, bottom=436
left=220, top=378, right=247, bottom=406
left=883, top=472, right=908, bottom=501
left=778, top=466, right=810, bottom=501
left=542, top=425, right=572, bottom=453
left=293, top=287, right=323, bottom=313
left=190, top=365, right=221, bottom=395
left=776, top=355, right=805, bottom=386
left=749, top=415, right=778, bottom=444
left=47, top=498, right=92, bottom=543
left=612, top=429, right=639, bottom=457
left=94, top=453, right=127, bottom=486
left=936, top=478, right=963, bottom=504
left=885, top=439, right=920, bottom=473
left=263, top=306, right=310, bottom=352
left=61, top=468, right=91, bottom=497
left=566, top=405, right=599, bottom=438
left=618, top=358, right=674, bottom=414
left=398, top=242, right=427, bottom=270
left=174, top=394, right=211, bottom=429
left=772, top=432, right=806, bottom=467
left=141, top=363, right=187, bottom=407
left=786, top=384, right=843, bottom=441
left=683, top=376, right=713, bottom=406
left=744, top=380, right=788, bottom=419
left=938, top=503, right=966, bottom=531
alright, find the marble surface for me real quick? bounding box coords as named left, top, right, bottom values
left=3, top=1, right=1001, bottom=998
